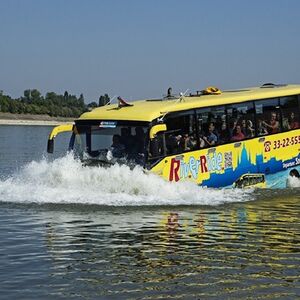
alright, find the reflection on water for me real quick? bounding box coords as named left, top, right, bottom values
left=1, top=194, right=299, bottom=299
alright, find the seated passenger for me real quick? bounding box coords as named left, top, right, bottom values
left=111, top=134, right=125, bottom=158
left=182, top=134, right=197, bottom=151
left=218, top=122, right=229, bottom=144
left=166, top=134, right=182, bottom=154
left=198, top=124, right=206, bottom=148
left=288, top=112, right=300, bottom=129
left=199, top=135, right=206, bottom=148
left=228, top=119, right=237, bottom=139
left=120, top=127, right=134, bottom=153
left=203, top=122, right=218, bottom=146
left=241, top=119, right=247, bottom=136
left=134, top=127, right=145, bottom=153
left=246, top=120, right=255, bottom=138
left=262, top=112, right=279, bottom=134
left=257, top=119, right=268, bottom=136
left=231, top=125, right=245, bottom=141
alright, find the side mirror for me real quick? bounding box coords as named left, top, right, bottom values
left=47, top=139, right=54, bottom=153
left=47, top=124, right=73, bottom=153
left=149, top=124, right=167, bottom=139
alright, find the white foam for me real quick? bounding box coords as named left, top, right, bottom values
left=0, top=154, right=252, bottom=206
left=286, top=176, right=300, bottom=188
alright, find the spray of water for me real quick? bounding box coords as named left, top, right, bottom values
left=0, top=154, right=253, bottom=206
left=286, top=176, right=300, bottom=188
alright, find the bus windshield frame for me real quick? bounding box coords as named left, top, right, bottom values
left=70, top=120, right=150, bottom=167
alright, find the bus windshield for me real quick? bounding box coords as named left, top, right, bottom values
left=71, top=121, right=149, bottom=166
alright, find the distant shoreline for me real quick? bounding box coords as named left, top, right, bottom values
left=0, top=119, right=73, bottom=126
left=0, top=112, right=74, bottom=126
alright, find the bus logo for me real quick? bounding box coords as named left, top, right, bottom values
left=264, top=141, right=271, bottom=152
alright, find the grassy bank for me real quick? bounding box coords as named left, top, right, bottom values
left=0, top=112, right=74, bottom=126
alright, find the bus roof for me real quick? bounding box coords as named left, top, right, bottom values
left=78, top=84, right=300, bottom=122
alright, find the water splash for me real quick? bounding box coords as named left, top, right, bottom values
left=0, top=154, right=252, bottom=206
left=286, top=175, right=300, bottom=188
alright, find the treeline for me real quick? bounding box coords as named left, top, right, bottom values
left=0, top=89, right=110, bottom=118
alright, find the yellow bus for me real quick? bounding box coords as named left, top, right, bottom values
left=47, top=83, right=300, bottom=188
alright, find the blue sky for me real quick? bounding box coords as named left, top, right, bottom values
left=1, top=0, right=300, bottom=103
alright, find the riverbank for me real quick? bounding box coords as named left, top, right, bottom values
left=0, top=112, right=74, bottom=126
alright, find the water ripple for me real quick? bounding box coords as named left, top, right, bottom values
left=0, top=196, right=300, bottom=299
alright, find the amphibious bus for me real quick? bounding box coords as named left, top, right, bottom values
left=47, top=83, right=300, bottom=188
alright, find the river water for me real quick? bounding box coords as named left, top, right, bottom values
left=0, top=125, right=299, bottom=299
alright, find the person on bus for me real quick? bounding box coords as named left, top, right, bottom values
left=120, top=127, right=134, bottom=154
left=218, top=122, right=229, bottom=144
left=246, top=120, right=255, bottom=137
left=257, top=119, right=268, bottom=136
left=241, top=119, right=254, bottom=138
left=134, top=127, right=145, bottom=153
left=182, top=133, right=197, bottom=151
left=166, top=134, right=182, bottom=154
left=203, top=122, right=218, bottom=146
left=263, top=112, right=279, bottom=134
left=228, top=119, right=237, bottom=139
left=241, top=119, right=248, bottom=136
left=288, top=112, right=300, bottom=129
left=231, top=125, right=245, bottom=141
left=111, top=134, right=125, bottom=158
left=198, top=123, right=206, bottom=148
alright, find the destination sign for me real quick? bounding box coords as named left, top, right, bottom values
left=99, top=121, right=117, bottom=128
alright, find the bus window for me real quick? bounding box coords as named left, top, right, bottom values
left=196, top=106, right=226, bottom=147
left=227, top=102, right=255, bottom=141
left=165, top=110, right=197, bottom=155
left=255, top=98, right=281, bottom=136
left=280, top=96, right=300, bottom=131
left=149, top=132, right=165, bottom=159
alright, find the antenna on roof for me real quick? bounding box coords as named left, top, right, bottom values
left=176, top=89, right=189, bottom=102
left=105, top=95, right=117, bottom=105
left=158, top=89, right=189, bottom=122
left=157, top=111, right=168, bottom=123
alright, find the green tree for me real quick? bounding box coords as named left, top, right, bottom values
left=0, top=96, right=10, bottom=112
left=23, top=89, right=31, bottom=102
left=9, top=100, right=18, bottom=113
left=30, top=89, right=42, bottom=103
left=64, top=91, right=69, bottom=101
left=98, top=93, right=110, bottom=106
left=78, top=93, right=85, bottom=107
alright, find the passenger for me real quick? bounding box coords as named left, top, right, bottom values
left=231, top=125, right=245, bottom=141
left=262, top=112, right=279, bottom=134
left=121, top=127, right=134, bottom=153
left=198, top=124, right=206, bottom=148
left=241, top=119, right=247, bottom=136
left=203, top=122, right=218, bottom=146
left=218, top=122, right=229, bottom=144
left=199, top=135, right=206, bottom=148
left=111, top=134, right=125, bottom=158
left=175, top=134, right=184, bottom=152
left=166, top=134, right=182, bottom=154
left=182, top=134, right=197, bottom=151
left=246, top=120, right=255, bottom=137
left=257, top=119, right=268, bottom=136
left=288, top=112, right=300, bottom=129
left=134, top=127, right=145, bottom=153
left=228, top=119, right=237, bottom=139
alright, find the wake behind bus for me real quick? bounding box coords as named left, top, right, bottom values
left=47, top=83, right=300, bottom=188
